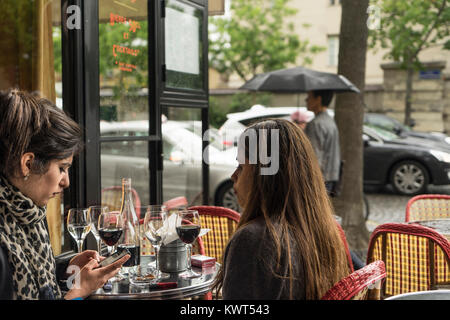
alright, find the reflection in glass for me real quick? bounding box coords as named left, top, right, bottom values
left=100, top=140, right=149, bottom=206
left=99, top=0, right=149, bottom=132
left=162, top=107, right=202, bottom=204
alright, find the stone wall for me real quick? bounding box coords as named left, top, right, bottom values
left=379, top=61, right=448, bottom=133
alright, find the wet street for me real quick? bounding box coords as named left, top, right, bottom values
left=365, top=184, right=450, bottom=232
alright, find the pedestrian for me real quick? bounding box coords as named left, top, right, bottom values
left=0, top=89, right=129, bottom=300
left=304, top=90, right=340, bottom=196
left=290, top=110, right=310, bottom=130
left=212, top=119, right=350, bottom=299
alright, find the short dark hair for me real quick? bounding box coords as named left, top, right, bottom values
left=0, top=89, right=83, bottom=178
left=311, top=90, right=334, bottom=107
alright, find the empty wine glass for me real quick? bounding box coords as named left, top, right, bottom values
left=143, top=205, right=170, bottom=281
left=175, top=209, right=201, bottom=279
left=98, top=210, right=124, bottom=256
left=67, top=208, right=91, bottom=253
left=88, top=205, right=108, bottom=254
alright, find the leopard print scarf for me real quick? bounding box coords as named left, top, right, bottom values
left=0, top=176, right=62, bottom=300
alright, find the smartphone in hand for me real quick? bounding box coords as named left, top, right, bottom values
left=98, top=249, right=130, bottom=268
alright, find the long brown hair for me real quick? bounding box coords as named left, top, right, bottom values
left=213, top=118, right=349, bottom=299
left=0, top=88, right=83, bottom=179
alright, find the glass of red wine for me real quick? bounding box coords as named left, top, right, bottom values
left=98, top=210, right=124, bottom=256
left=175, top=209, right=201, bottom=279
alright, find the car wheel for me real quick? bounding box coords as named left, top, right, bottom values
left=215, top=181, right=241, bottom=212
left=390, top=160, right=429, bottom=195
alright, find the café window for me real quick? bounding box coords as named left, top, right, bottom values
left=98, top=0, right=151, bottom=211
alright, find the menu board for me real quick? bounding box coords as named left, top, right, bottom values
left=164, top=0, right=204, bottom=91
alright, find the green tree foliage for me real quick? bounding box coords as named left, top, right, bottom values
left=209, top=0, right=324, bottom=82
left=368, top=0, right=450, bottom=125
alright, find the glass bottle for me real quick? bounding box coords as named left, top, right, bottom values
left=117, top=178, right=140, bottom=277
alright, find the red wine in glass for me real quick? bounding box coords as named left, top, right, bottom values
left=99, top=228, right=123, bottom=247
left=176, top=225, right=201, bottom=244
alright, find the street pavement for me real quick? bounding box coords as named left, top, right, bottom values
left=365, top=184, right=450, bottom=232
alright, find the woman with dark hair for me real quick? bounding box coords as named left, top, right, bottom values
left=212, top=119, right=350, bottom=299
left=0, top=89, right=129, bottom=300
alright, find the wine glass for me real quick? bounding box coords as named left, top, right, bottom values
left=88, top=205, right=108, bottom=255
left=97, top=210, right=124, bottom=256
left=175, top=209, right=201, bottom=279
left=67, top=208, right=91, bottom=253
left=143, top=205, right=170, bottom=281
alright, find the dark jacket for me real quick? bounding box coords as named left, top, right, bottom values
left=0, top=246, right=13, bottom=299
left=222, top=218, right=306, bottom=300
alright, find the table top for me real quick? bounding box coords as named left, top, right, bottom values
left=385, top=289, right=450, bottom=300
left=409, top=219, right=450, bottom=240
left=88, top=256, right=218, bottom=300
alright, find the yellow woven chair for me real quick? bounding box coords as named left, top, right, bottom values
left=188, top=205, right=240, bottom=262
left=405, top=194, right=450, bottom=222
left=367, top=223, right=450, bottom=298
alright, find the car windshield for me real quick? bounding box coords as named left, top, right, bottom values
left=365, top=114, right=411, bottom=133
left=366, top=124, right=400, bottom=141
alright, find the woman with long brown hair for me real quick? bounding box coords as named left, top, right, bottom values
left=212, top=118, right=350, bottom=299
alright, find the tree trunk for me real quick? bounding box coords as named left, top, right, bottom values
left=333, top=0, right=370, bottom=251
left=404, top=65, right=414, bottom=126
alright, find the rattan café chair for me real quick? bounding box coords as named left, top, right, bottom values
left=188, top=205, right=240, bottom=262
left=366, top=222, right=450, bottom=298
left=405, top=194, right=450, bottom=222
left=321, top=260, right=386, bottom=300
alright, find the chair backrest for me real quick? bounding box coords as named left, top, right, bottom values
left=405, top=194, right=450, bottom=222
left=163, top=196, right=188, bottom=211
left=335, top=221, right=354, bottom=273
left=321, top=260, right=386, bottom=300
left=188, top=205, right=240, bottom=261
left=366, top=222, right=450, bottom=297
left=101, top=186, right=142, bottom=218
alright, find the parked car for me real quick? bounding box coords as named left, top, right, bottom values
left=218, top=105, right=450, bottom=195
left=219, top=104, right=313, bottom=146
left=100, top=120, right=240, bottom=211
left=363, top=125, right=450, bottom=195
left=364, top=113, right=450, bottom=147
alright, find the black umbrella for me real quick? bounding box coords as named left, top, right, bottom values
left=239, top=66, right=360, bottom=94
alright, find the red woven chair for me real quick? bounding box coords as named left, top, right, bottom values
left=366, top=222, right=450, bottom=298
left=188, top=205, right=241, bottom=262
left=335, top=221, right=354, bottom=273
left=321, top=260, right=386, bottom=300
left=405, top=194, right=450, bottom=222
left=164, top=196, right=188, bottom=211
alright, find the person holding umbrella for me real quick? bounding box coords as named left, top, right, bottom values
left=304, top=90, right=340, bottom=196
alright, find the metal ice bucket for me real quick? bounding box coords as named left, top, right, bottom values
left=158, top=239, right=188, bottom=273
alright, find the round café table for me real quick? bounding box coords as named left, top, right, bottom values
left=88, top=256, right=218, bottom=300
left=385, top=289, right=450, bottom=300
left=408, top=219, right=450, bottom=241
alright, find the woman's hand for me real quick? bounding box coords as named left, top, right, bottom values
left=64, top=254, right=130, bottom=300
left=68, top=250, right=101, bottom=270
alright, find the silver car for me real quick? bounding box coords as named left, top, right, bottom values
left=100, top=120, right=240, bottom=211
